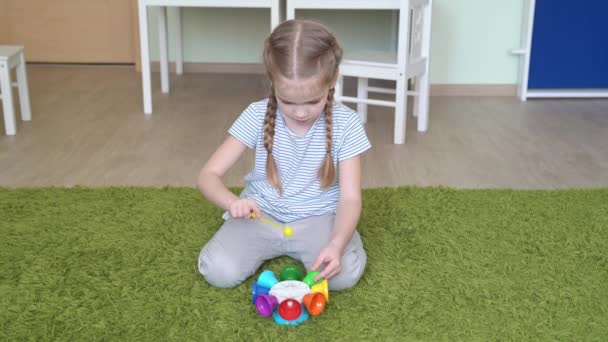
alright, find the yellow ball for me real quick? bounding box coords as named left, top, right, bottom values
left=283, top=226, right=294, bottom=237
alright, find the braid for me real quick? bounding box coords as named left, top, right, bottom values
left=319, top=87, right=336, bottom=188
left=264, top=88, right=282, bottom=193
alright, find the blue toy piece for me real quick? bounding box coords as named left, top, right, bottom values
left=272, top=308, right=310, bottom=326
left=257, top=270, right=279, bottom=288
left=251, top=281, right=270, bottom=304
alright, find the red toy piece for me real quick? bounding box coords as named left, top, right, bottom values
left=278, top=299, right=302, bottom=321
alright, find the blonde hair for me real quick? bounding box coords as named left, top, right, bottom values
left=262, top=19, right=343, bottom=193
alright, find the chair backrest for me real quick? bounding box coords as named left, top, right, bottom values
left=0, top=46, right=24, bottom=69
left=0, top=46, right=23, bottom=60
left=286, top=0, right=432, bottom=73
left=287, top=0, right=402, bottom=18
left=389, top=0, right=431, bottom=73
left=408, top=0, right=432, bottom=63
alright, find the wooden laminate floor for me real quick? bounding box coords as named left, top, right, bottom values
left=1, top=65, right=607, bottom=189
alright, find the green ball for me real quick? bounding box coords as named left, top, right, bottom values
left=279, top=265, right=303, bottom=281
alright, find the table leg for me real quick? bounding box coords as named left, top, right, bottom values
left=138, top=0, right=152, bottom=114
left=158, top=6, right=170, bottom=94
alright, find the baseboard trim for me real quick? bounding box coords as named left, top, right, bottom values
left=430, top=84, right=516, bottom=97
left=151, top=62, right=265, bottom=74
left=150, top=62, right=516, bottom=96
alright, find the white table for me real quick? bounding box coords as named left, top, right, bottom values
left=138, top=0, right=283, bottom=114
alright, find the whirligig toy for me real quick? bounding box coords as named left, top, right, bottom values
left=251, top=265, right=329, bottom=326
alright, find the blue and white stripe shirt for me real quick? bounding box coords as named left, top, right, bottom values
left=223, top=98, right=371, bottom=223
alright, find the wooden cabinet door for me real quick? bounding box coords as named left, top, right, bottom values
left=2, top=0, right=136, bottom=63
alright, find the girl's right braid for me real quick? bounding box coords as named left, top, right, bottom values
left=264, top=87, right=282, bottom=193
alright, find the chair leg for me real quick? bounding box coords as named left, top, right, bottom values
left=417, top=0, right=433, bottom=132
left=415, top=72, right=430, bottom=132
left=158, top=6, right=170, bottom=94
left=357, top=77, right=368, bottom=123
left=412, top=78, right=418, bottom=118
left=0, top=63, right=17, bottom=135
left=139, top=1, right=153, bottom=114
left=335, top=75, right=344, bottom=100
left=394, top=75, right=407, bottom=144
left=270, top=0, right=281, bottom=29
left=175, top=7, right=183, bottom=75
left=16, top=53, right=32, bottom=121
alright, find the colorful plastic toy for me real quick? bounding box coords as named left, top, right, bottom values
left=278, top=299, right=302, bottom=320
left=251, top=281, right=270, bottom=304
left=251, top=265, right=330, bottom=326
left=280, top=265, right=303, bottom=281
left=302, top=270, right=322, bottom=287
left=257, top=270, right=279, bottom=288
left=311, top=279, right=329, bottom=303
left=302, top=292, right=326, bottom=316
left=255, top=294, right=278, bottom=318
left=269, top=280, right=310, bottom=303
left=272, top=308, right=310, bottom=326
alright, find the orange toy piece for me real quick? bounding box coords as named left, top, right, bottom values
left=302, top=292, right=326, bottom=316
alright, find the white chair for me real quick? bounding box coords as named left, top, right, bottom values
left=0, top=46, right=32, bottom=135
left=286, top=0, right=433, bottom=144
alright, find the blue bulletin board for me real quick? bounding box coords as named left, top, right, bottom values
left=528, top=0, right=608, bottom=89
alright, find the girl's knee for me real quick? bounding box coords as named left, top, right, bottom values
left=198, top=245, right=244, bottom=288
left=329, top=248, right=367, bottom=291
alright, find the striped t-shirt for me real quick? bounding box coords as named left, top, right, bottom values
left=223, top=98, right=371, bottom=223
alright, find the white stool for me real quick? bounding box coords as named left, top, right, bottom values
left=287, top=0, right=433, bottom=144
left=0, top=46, right=32, bottom=135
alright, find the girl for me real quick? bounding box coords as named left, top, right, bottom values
left=197, top=19, right=370, bottom=291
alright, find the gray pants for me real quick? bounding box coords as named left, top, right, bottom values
left=198, top=213, right=366, bottom=291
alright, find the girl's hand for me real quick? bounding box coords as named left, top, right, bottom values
left=311, top=242, right=343, bottom=281
left=228, top=198, right=261, bottom=219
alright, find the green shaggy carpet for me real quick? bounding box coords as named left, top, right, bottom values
left=1, top=187, right=607, bottom=341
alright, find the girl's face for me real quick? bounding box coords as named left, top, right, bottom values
left=274, top=75, right=333, bottom=132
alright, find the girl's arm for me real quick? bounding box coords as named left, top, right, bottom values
left=312, top=155, right=362, bottom=280
left=197, top=136, right=261, bottom=217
